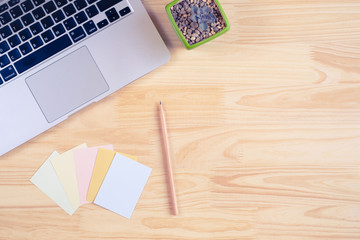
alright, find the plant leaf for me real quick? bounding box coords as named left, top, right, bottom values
left=199, top=22, right=208, bottom=31
left=201, top=6, right=210, bottom=14
left=190, top=14, right=197, bottom=22
left=210, top=13, right=217, bottom=23
left=191, top=6, right=198, bottom=14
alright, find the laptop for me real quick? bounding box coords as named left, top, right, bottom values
left=0, top=0, right=170, bottom=156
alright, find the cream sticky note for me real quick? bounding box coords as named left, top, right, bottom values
left=86, top=149, right=138, bottom=202
left=74, top=145, right=113, bottom=204
left=50, top=143, right=87, bottom=210
left=94, top=153, right=152, bottom=218
left=30, top=151, right=76, bottom=215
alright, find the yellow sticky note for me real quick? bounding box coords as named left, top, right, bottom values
left=86, top=148, right=137, bottom=202
left=50, top=143, right=87, bottom=210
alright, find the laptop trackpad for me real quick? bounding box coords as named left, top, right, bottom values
left=26, top=47, right=109, bottom=123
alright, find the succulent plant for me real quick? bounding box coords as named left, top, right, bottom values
left=190, top=5, right=217, bottom=31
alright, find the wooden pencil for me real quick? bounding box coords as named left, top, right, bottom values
left=159, top=101, right=178, bottom=215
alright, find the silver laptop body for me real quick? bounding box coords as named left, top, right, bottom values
left=0, top=0, right=170, bottom=156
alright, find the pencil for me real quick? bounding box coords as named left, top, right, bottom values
left=159, top=101, right=178, bottom=215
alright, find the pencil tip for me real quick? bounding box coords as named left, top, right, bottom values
left=160, top=101, right=162, bottom=105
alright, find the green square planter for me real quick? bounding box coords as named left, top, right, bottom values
left=166, top=0, right=230, bottom=49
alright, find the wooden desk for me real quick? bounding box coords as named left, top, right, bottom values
left=1, top=0, right=360, bottom=239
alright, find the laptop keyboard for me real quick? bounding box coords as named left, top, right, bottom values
left=0, top=0, right=132, bottom=85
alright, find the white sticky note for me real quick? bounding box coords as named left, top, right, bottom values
left=50, top=143, right=87, bottom=210
left=30, top=151, right=76, bottom=215
left=94, top=153, right=152, bottom=218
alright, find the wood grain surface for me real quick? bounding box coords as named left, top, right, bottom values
left=1, top=0, right=360, bottom=239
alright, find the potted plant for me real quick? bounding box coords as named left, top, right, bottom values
left=166, top=0, right=230, bottom=49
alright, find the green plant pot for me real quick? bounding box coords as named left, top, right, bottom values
left=166, top=0, right=230, bottom=49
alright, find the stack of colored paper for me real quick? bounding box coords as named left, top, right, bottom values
left=30, top=143, right=152, bottom=218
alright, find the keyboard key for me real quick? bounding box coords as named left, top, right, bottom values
left=10, top=6, right=23, bottom=19
left=69, top=26, right=85, bottom=42
left=21, top=12, right=35, bottom=26
left=0, top=40, right=10, bottom=53
left=74, top=0, right=87, bottom=10
left=85, top=5, right=98, bottom=18
left=52, top=9, right=65, bottom=22
left=0, top=12, right=12, bottom=25
left=105, top=7, right=118, bottom=23
left=74, top=11, right=87, bottom=24
left=19, top=28, right=32, bottom=41
left=63, top=17, right=76, bottom=30
left=63, top=3, right=76, bottom=16
left=0, top=77, right=3, bottom=85
left=32, top=6, right=45, bottom=19
left=119, top=6, right=130, bottom=17
left=8, top=48, right=21, bottom=61
left=0, top=25, right=12, bottom=38
left=41, top=29, right=54, bottom=42
left=52, top=23, right=65, bottom=36
left=97, top=0, right=121, bottom=12
left=29, top=22, right=43, bottom=35
left=14, top=34, right=72, bottom=74
left=19, top=42, right=32, bottom=55
left=0, top=65, right=17, bottom=81
left=10, top=19, right=23, bottom=32
left=8, top=0, right=20, bottom=7
left=43, top=1, right=56, bottom=14
left=40, top=15, right=54, bottom=29
left=55, top=0, right=68, bottom=8
left=0, top=55, right=10, bottom=67
left=21, top=0, right=34, bottom=12
left=30, top=35, right=43, bottom=49
left=8, top=34, right=21, bottom=47
left=87, top=0, right=97, bottom=4
left=96, top=19, right=108, bottom=29
left=83, top=20, right=96, bottom=35
left=32, top=0, right=45, bottom=6
left=0, top=3, right=9, bottom=14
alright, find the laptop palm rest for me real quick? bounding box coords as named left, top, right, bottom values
left=26, top=47, right=109, bottom=123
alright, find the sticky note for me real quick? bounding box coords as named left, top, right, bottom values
left=74, top=145, right=113, bottom=204
left=94, top=153, right=152, bottom=218
left=50, top=143, right=87, bottom=210
left=30, top=151, right=76, bottom=215
left=86, top=149, right=138, bottom=202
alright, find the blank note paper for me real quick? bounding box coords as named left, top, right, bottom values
left=74, top=145, right=113, bottom=204
left=94, top=153, right=152, bottom=218
left=87, top=149, right=138, bottom=202
left=30, top=151, right=76, bottom=215
left=50, top=143, right=87, bottom=210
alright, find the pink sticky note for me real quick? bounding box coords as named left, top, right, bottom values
left=74, top=145, right=113, bottom=204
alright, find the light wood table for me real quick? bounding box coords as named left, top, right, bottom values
left=1, top=0, right=360, bottom=239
